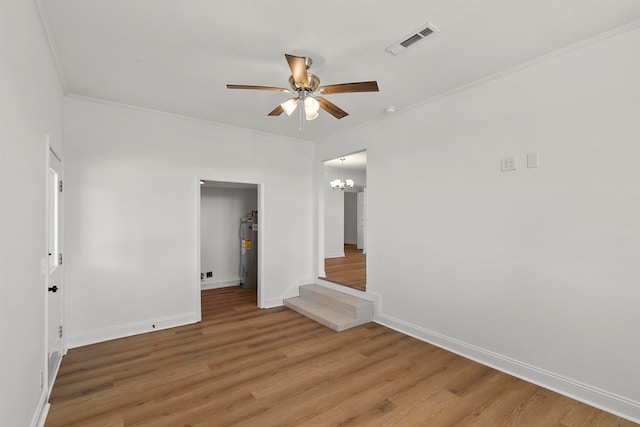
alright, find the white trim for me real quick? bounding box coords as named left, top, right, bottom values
left=42, top=136, right=51, bottom=421
left=196, top=175, right=265, bottom=308
left=45, top=136, right=66, bottom=407
left=375, top=311, right=640, bottom=424
left=324, top=251, right=345, bottom=259
left=31, top=391, right=48, bottom=427
left=201, top=277, right=242, bottom=290
left=47, top=355, right=62, bottom=400
left=262, top=297, right=284, bottom=309
left=263, top=277, right=317, bottom=308
left=194, top=177, right=203, bottom=323
left=66, top=312, right=198, bottom=349
left=316, top=160, right=326, bottom=278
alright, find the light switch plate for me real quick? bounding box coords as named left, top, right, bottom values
left=501, top=156, right=517, bottom=172
left=527, top=153, right=539, bottom=168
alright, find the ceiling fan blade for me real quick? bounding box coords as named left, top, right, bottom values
left=268, top=105, right=285, bottom=116
left=318, top=97, right=349, bottom=119
left=318, top=81, right=379, bottom=95
left=285, top=54, right=309, bottom=89
left=227, top=84, right=290, bottom=93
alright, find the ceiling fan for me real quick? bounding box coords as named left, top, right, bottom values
left=227, top=54, right=379, bottom=121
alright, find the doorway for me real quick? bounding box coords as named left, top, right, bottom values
left=47, top=145, right=64, bottom=392
left=198, top=180, right=260, bottom=311
left=321, top=151, right=367, bottom=291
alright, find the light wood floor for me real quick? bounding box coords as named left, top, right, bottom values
left=46, top=287, right=636, bottom=426
left=324, top=244, right=366, bottom=291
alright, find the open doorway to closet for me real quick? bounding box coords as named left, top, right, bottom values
left=322, top=151, right=367, bottom=291
left=199, top=180, right=259, bottom=308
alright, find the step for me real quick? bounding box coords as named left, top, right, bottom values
left=299, top=284, right=373, bottom=320
left=284, top=296, right=371, bottom=332
left=283, top=285, right=374, bottom=332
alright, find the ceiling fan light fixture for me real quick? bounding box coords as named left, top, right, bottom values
left=227, top=53, right=379, bottom=124
left=304, top=96, right=319, bottom=113
left=280, top=98, right=299, bottom=116
left=305, top=109, right=319, bottom=121
left=304, top=96, right=320, bottom=120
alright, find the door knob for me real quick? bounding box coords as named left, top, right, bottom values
left=48, top=285, right=58, bottom=293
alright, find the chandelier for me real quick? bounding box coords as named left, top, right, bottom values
left=330, top=158, right=354, bottom=190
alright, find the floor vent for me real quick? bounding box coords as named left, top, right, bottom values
left=386, top=23, right=438, bottom=56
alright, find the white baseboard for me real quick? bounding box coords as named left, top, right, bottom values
left=375, top=312, right=640, bottom=424
left=201, top=277, right=241, bottom=290
left=33, top=342, right=65, bottom=426
left=66, top=312, right=199, bottom=349
left=262, top=278, right=317, bottom=309
left=262, top=297, right=283, bottom=309
left=261, top=280, right=300, bottom=308
left=324, top=252, right=345, bottom=259
left=31, top=391, right=49, bottom=427
left=47, top=352, right=63, bottom=399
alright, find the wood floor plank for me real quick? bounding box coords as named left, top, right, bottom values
left=45, top=286, right=638, bottom=426
left=324, top=244, right=366, bottom=291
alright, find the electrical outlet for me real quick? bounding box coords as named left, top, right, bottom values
left=206, top=271, right=213, bottom=278
left=40, top=371, right=44, bottom=390
left=501, top=156, right=517, bottom=172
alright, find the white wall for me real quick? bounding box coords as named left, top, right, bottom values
left=200, top=186, right=257, bottom=288
left=0, top=1, right=64, bottom=426
left=316, top=25, right=640, bottom=421
left=344, top=192, right=358, bottom=245
left=323, top=167, right=366, bottom=257
left=64, top=97, right=314, bottom=347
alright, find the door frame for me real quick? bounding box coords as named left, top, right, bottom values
left=195, top=175, right=265, bottom=316
left=318, top=151, right=367, bottom=281
left=356, top=188, right=367, bottom=254
left=45, top=139, right=65, bottom=397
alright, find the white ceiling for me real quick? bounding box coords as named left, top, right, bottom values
left=324, top=151, right=367, bottom=173
left=39, top=1, right=640, bottom=142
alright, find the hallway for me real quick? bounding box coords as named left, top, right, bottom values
left=324, top=244, right=366, bottom=291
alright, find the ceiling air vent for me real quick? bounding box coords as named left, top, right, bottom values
left=386, top=23, right=438, bottom=56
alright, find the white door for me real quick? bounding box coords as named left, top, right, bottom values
left=356, top=190, right=366, bottom=253
left=47, top=148, right=63, bottom=389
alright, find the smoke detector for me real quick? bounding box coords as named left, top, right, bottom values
left=386, top=23, right=439, bottom=56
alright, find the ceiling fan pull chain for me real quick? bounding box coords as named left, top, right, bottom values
left=299, top=99, right=304, bottom=131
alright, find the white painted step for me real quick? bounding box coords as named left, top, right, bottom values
left=284, top=285, right=373, bottom=332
